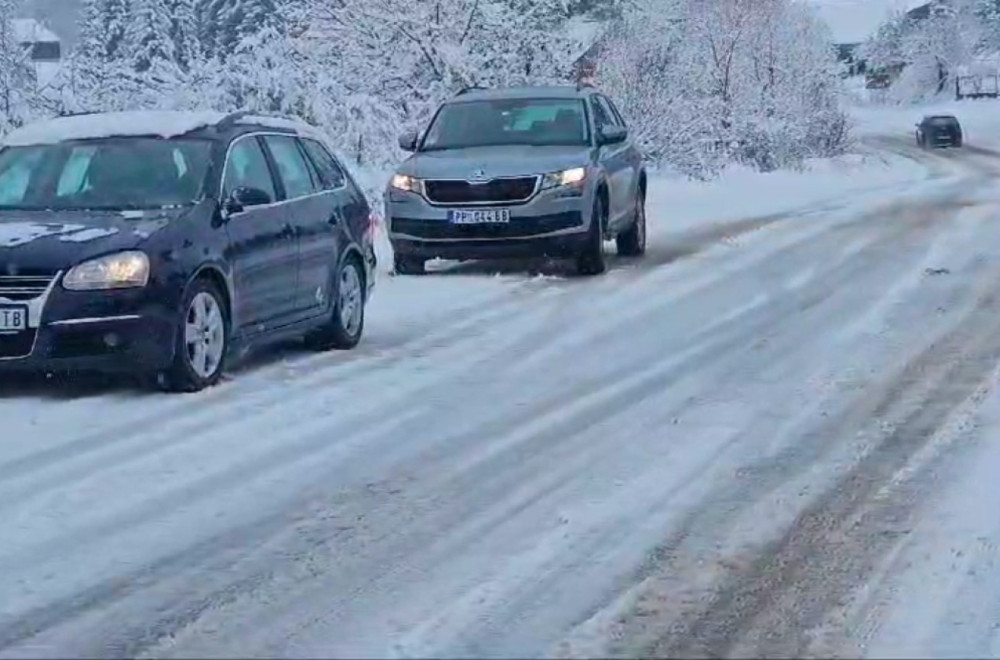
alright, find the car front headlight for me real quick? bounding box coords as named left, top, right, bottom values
left=63, top=251, right=150, bottom=291
left=390, top=173, right=422, bottom=194
left=541, top=167, right=587, bottom=191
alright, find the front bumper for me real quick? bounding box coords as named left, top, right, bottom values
left=386, top=183, right=592, bottom=261
left=0, top=278, right=178, bottom=374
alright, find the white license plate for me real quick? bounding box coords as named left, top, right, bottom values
left=0, top=305, right=27, bottom=333
left=448, top=209, right=511, bottom=224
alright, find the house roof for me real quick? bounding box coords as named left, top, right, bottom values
left=10, top=18, right=59, bottom=44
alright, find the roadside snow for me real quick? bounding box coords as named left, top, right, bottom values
left=644, top=152, right=929, bottom=239
left=2, top=111, right=228, bottom=147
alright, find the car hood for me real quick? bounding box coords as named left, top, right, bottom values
left=399, top=145, right=594, bottom=180
left=0, top=207, right=185, bottom=273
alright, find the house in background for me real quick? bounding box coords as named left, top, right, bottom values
left=11, top=18, right=61, bottom=87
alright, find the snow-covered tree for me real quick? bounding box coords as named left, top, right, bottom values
left=77, top=0, right=133, bottom=63
left=596, top=0, right=847, bottom=175
left=0, top=0, right=36, bottom=131
left=863, top=0, right=990, bottom=101
left=196, top=0, right=279, bottom=60
left=167, top=0, right=199, bottom=69
left=126, top=0, right=177, bottom=73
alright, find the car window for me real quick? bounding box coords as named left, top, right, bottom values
left=0, top=138, right=211, bottom=210
left=301, top=138, right=346, bottom=189
left=602, top=96, right=627, bottom=127
left=263, top=135, right=318, bottom=200
left=421, top=98, right=589, bottom=150
left=223, top=137, right=277, bottom=202
left=56, top=146, right=96, bottom=196
left=590, top=96, right=615, bottom=131
left=0, top=147, right=44, bottom=205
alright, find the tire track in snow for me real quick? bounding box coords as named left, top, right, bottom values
left=645, top=277, right=1000, bottom=659
left=574, top=198, right=1000, bottom=658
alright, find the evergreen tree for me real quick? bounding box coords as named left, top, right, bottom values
left=77, top=0, right=133, bottom=63
left=167, top=0, right=199, bottom=69
left=195, top=0, right=279, bottom=60
left=0, top=0, right=34, bottom=129
left=126, top=0, right=176, bottom=73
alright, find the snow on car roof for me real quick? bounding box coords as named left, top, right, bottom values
left=2, top=110, right=229, bottom=147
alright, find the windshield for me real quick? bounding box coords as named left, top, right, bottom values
left=0, top=137, right=212, bottom=211
left=421, top=98, right=590, bottom=150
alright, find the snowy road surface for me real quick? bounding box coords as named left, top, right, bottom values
left=3, top=136, right=1000, bottom=658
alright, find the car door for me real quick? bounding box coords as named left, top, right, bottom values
left=259, top=133, right=332, bottom=316
left=299, top=138, right=364, bottom=312
left=604, top=95, right=643, bottom=197
left=222, top=134, right=300, bottom=335
left=591, top=94, right=634, bottom=230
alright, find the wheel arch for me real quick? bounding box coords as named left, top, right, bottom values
left=188, top=264, right=235, bottom=327
left=338, top=244, right=369, bottom=299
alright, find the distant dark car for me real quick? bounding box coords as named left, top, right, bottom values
left=916, top=114, right=963, bottom=148
left=0, top=110, right=376, bottom=392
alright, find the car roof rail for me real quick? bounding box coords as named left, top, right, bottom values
left=217, top=109, right=308, bottom=131
left=456, top=85, right=489, bottom=96
left=216, top=109, right=257, bottom=130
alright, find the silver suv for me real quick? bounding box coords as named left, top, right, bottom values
left=385, top=84, right=647, bottom=276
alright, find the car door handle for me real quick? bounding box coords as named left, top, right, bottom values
left=281, top=222, right=295, bottom=238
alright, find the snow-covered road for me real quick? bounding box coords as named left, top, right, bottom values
left=3, top=135, right=1000, bottom=658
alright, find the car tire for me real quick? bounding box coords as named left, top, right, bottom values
left=158, top=278, right=229, bottom=393
left=576, top=196, right=607, bottom=276
left=394, top=254, right=426, bottom=275
left=616, top=187, right=647, bottom=257
left=306, top=255, right=365, bottom=351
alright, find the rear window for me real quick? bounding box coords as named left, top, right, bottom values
left=928, top=117, right=958, bottom=126
left=0, top=137, right=212, bottom=210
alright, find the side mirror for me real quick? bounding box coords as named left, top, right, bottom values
left=597, top=125, right=628, bottom=145
left=398, top=131, right=419, bottom=152
left=224, top=186, right=272, bottom=216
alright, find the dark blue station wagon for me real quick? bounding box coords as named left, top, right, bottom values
left=0, top=110, right=376, bottom=391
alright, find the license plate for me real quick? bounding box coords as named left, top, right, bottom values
left=0, top=305, right=27, bottom=333
left=448, top=209, right=511, bottom=224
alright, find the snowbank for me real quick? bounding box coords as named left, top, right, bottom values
left=643, top=151, right=929, bottom=238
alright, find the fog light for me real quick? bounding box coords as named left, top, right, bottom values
left=103, top=332, right=121, bottom=348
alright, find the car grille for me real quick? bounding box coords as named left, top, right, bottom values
left=0, top=329, right=36, bottom=358
left=0, top=274, right=55, bottom=301
left=391, top=212, right=583, bottom=240
left=424, top=177, right=539, bottom=205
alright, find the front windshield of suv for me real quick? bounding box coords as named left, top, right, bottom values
left=0, top=137, right=212, bottom=211
left=421, top=98, right=590, bottom=150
